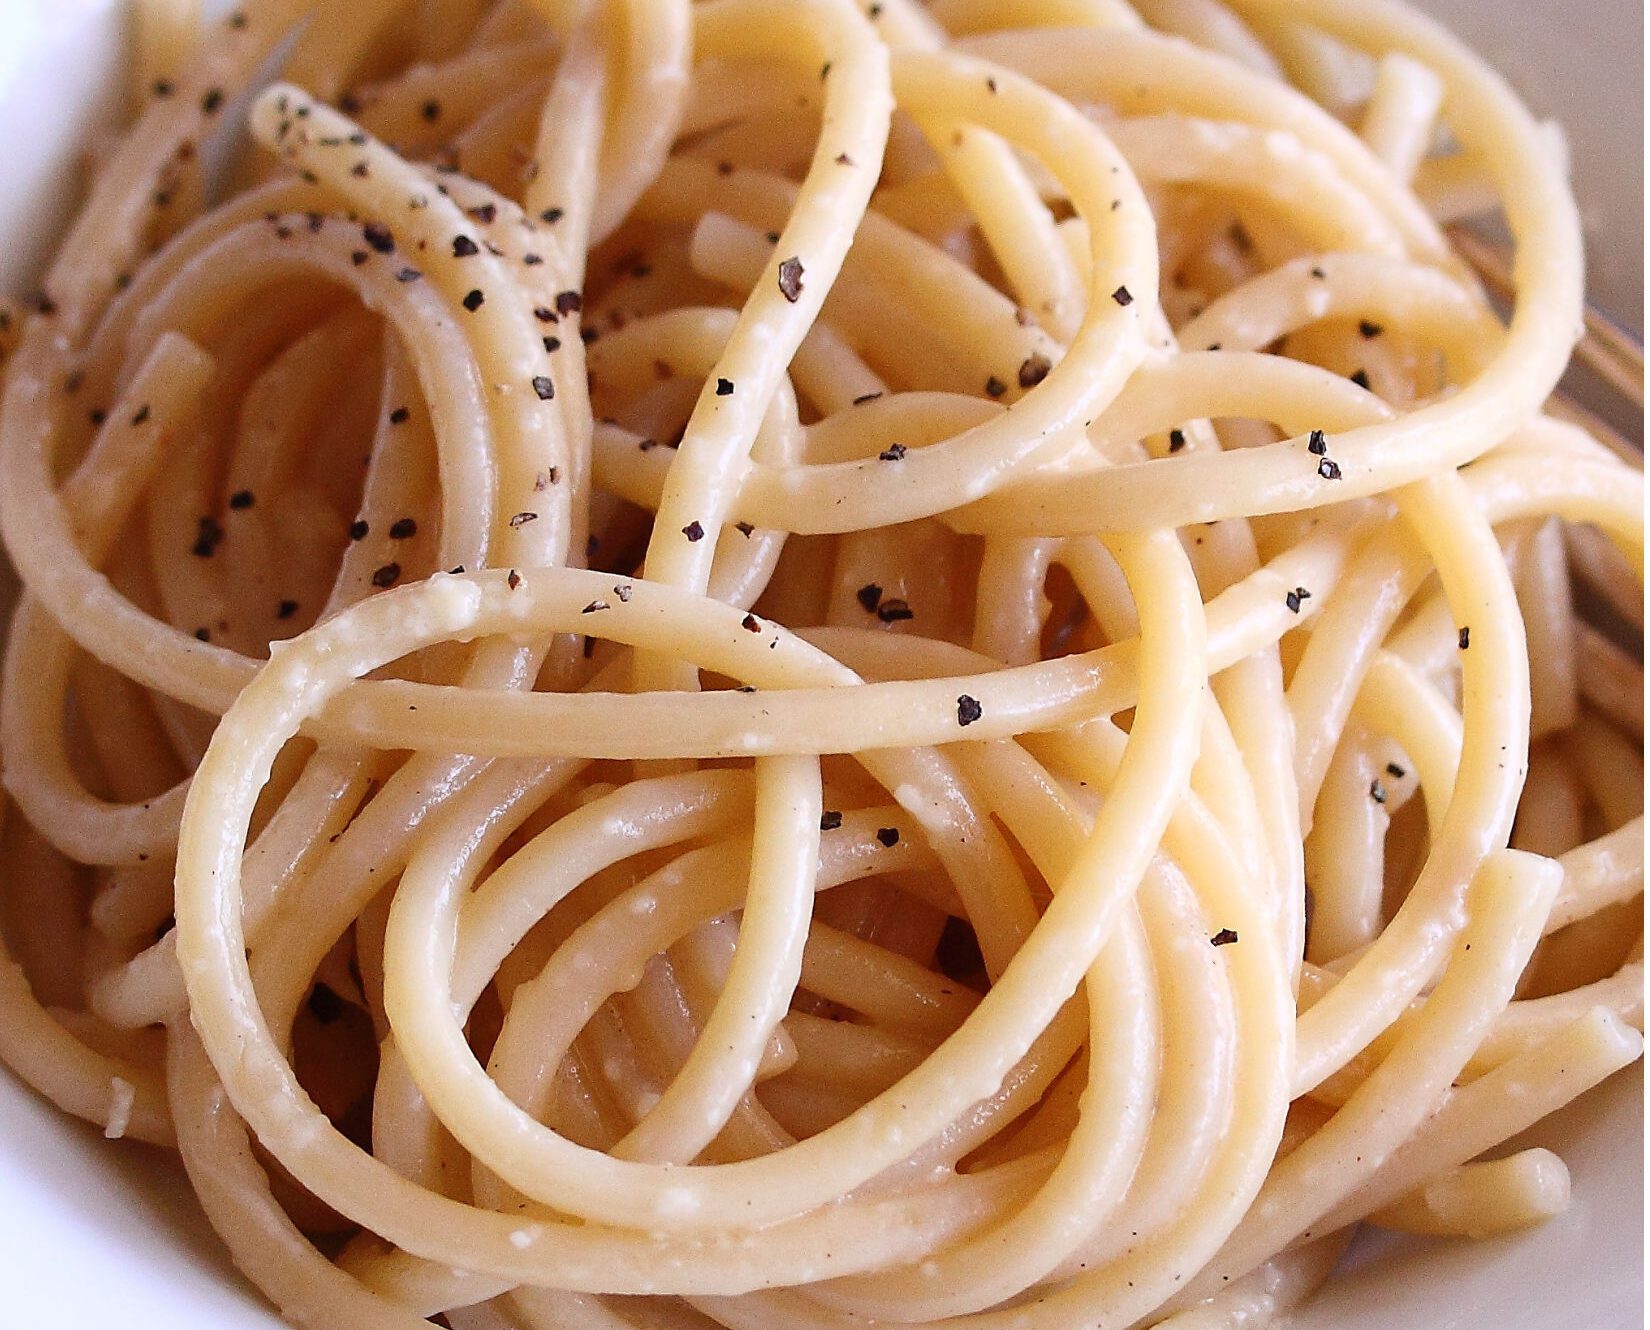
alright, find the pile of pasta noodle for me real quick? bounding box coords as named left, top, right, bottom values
left=0, top=0, right=1642, bottom=1326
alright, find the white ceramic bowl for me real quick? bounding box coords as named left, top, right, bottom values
left=0, top=3, right=1640, bottom=1327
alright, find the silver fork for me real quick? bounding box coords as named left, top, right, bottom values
left=1449, top=225, right=1644, bottom=467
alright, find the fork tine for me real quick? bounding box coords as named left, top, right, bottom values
left=1449, top=225, right=1644, bottom=411
left=1546, top=393, right=1644, bottom=471
left=1571, top=302, right=1645, bottom=410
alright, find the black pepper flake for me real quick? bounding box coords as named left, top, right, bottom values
left=876, top=827, right=900, bottom=848
left=1111, top=285, right=1133, bottom=307
left=878, top=443, right=907, bottom=461
left=1310, top=266, right=1327, bottom=280
left=1168, top=428, right=1186, bottom=453
left=582, top=599, right=608, bottom=614
left=987, top=76, right=998, bottom=93
left=1317, top=457, right=1342, bottom=481
left=421, top=99, right=441, bottom=122
left=1018, top=352, right=1052, bottom=389
left=531, top=375, right=555, bottom=400
left=228, top=489, right=254, bottom=510
left=614, top=584, right=632, bottom=602
left=735, top=521, right=754, bottom=537
left=371, top=563, right=401, bottom=588
left=1285, top=589, right=1302, bottom=614
left=682, top=520, right=705, bottom=542
left=715, top=378, right=734, bottom=396
left=1386, top=762, right=1406, bottom=779
left=857, top=584, right=882, bottom=612
left=522, top=252, right=543, bottom=266
left=359, top=219, right=394, bottom=254
left=984, top=376, right=1007, bottom=398
left=533, top=306, right=556, bottom=323
left=740, top=613, right=762, bottom=633
left=448, top=565, right=465, bottom=574
left=957, top=695, right=983, bottom=726
left=853, top=392, right=883, bottom=405
left=348, top=519, right=369, bottom=541
left=1210, top=928, right=1239, bottom=947
left=63, top=370, right=83, bottom=394
left=389, top=406, right=410, bottom=425
left=131, top=403, right=151, bottom=426
left=351, top=161, right=371, bottom=178
left=307, top=983, right=343, bottom=1024
left=554, top=290, right=583, bottom=315
left=389, top=517, right=417, bottom=539
left=1307, top=430, right=1328, bottom=455
left=1370, top=780, right=1387, bottom=804
left=580, top=327, right=598, bottom=343
left=543, top=336, right=560, bottom=353
left=228, top=12, right=247, bottom=29
left=877, top=598, right=914, bottom=623
left=820, top=810, right=843, bottom=831
left=1458, top=626, right=1470, bottom=650
left=1358, top=319, right=1383, bottom=339
left=273, top=599, right=299, bottom=621
left=192, top=516, right=224, bottom=557
left=1350, top=368, right=1371, bottom=390
left=89, top=410, right=106, bottom=426
left=194, top=627, right=210, bottom=641
left=339, top=93, right=362, bottom=113
left=451, top=234, right=479, bottom=258
left=462, top=288, right=485, bottom=312
left=201, top=88, right=224, bottom=114
left=509, top=511, right=538, bottom=528
left=820, top=61, right=832, bottom=80
left=351, top=250, right=369, bottom=266
left=507, top=569, right=521, bottom=590
left=535, top=468, right=559, bottom=489
left=395, top=267, right=422, bottom=282
left=539, top=207, right=562, bottom=224
left=778, top=256, right=805, bottom=302
left=835, top=152, right=854, bottom=166
left=152, top=79, right=174, bottom=97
